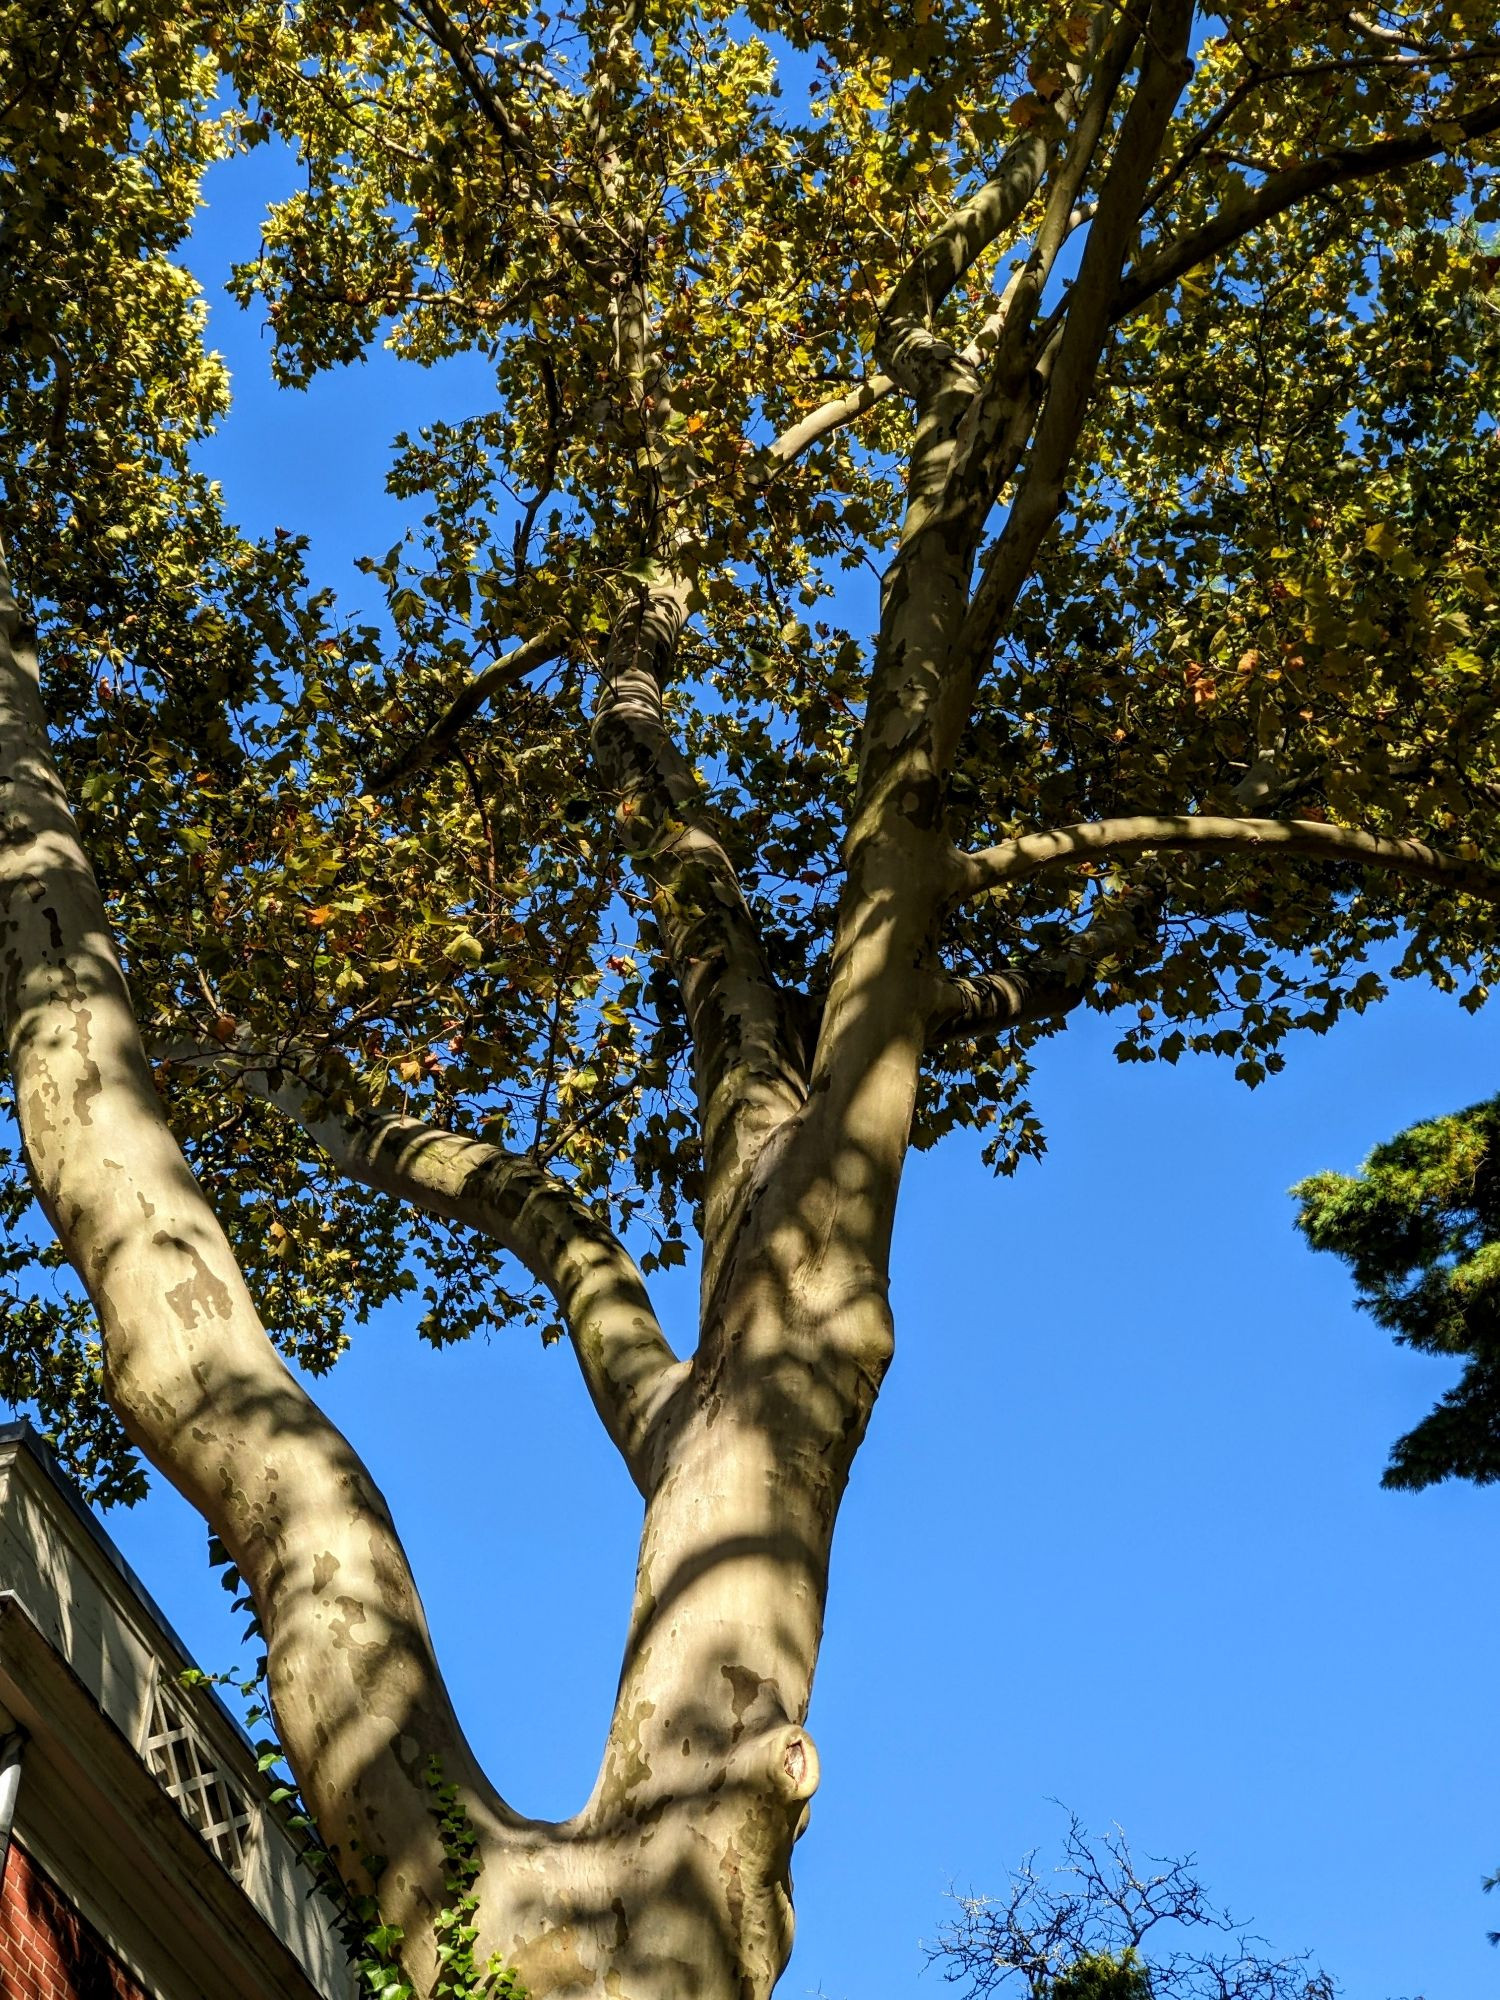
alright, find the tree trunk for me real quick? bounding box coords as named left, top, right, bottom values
left=463, top=1180, right=894, bottom=1996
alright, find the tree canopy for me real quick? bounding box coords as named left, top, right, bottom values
left=7, top=0, right=1500, bottom=1506
left=5, top=2, right=1500, bottom=1993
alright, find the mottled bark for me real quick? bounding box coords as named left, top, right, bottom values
left=0, top=538, right=899, bottom=2000
left=589, top=583, right=808, bottom=1297
left=221, top=1064, right=684, bottom=1494
left=0, top=563, right=513, bottom=1978
left=954, top=813, right=1500, bottom=902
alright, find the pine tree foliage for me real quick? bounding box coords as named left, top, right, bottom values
left=1297, top=1097, right=1500, bottom=1488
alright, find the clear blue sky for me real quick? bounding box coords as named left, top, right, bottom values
left=82, top=143, right=1500, bottom=2000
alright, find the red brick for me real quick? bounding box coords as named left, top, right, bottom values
left=0, top=1847, right=152, bottom=2000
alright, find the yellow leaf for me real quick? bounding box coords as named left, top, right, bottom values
left=1364, top=521, right=1401, bottom=561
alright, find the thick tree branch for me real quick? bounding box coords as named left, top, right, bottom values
left=927, top=963, right=1083, bottom=1041
left=1114, top=90, right=1500, bottom=323
left=368, top=622, right=570, bottom=793
left=0, top=559, right=510, bottom=1949
left=589, top=582, right=805, bottom=1276
left=753, top=195, right=1091, bottom=476
left=401, top=0, right=532, bottom=154
left=874, top=9, right=1137, bottom=411
left=789, top=30, right=1177, bottom=1223
left=762, top=375, right=895, bottom=472
left=957, top=0, right=1195, bottom=664
left=1345, top=8, right=1431, bottom=52
left=875, top=124, right=1051, bottom=401
left=971, top=9, right=1144, bottom=412
left=927, top=878, right=1163, bottom=1044
left=221, top=1057, right=682, bottom=1495
left=952, top=813, right=1500, bottom=901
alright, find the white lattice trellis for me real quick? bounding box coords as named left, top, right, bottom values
left=141, top=1680, right=254, bottom=1878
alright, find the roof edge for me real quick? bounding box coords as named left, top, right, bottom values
left=0, top=1421, right=255, bottom=1754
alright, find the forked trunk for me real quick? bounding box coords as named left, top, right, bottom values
left=0, top=564, right=910, bottom=1999
left=468, top=1240, right=894, bottom=1998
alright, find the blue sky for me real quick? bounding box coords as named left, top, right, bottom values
left=84, top=135, right=1500, bottom=2000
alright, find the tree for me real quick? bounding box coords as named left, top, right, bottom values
left=1297, top=1095, right=1500, bottom=1489
left=928, top=1815, right=1336, bottom=2000
left=4, top=3, right=1500, bottom=1994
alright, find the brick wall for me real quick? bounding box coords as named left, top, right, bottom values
left=0, top=1843, right=151, bottom=2000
